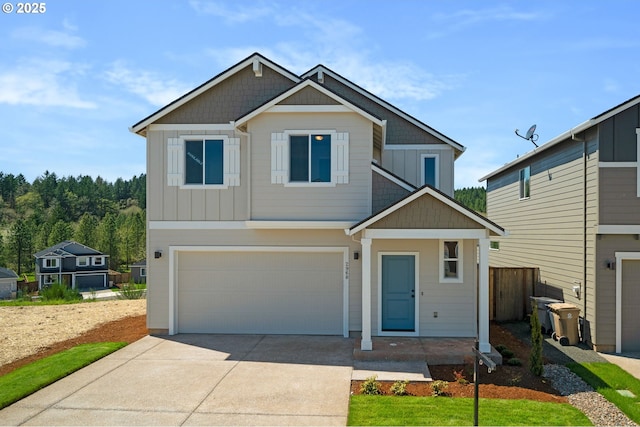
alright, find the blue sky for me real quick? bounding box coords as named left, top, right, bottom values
left=1, top=1, right=639, bottom=189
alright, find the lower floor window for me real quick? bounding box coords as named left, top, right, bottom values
left=440, top=240, right=463, bottom=283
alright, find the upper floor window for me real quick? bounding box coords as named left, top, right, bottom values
left=421, top=154, right=439, bottom=188
left=519, top=166, right=530, bottom=199
left=167, top=135, right=240, bottom=189
left=440, top=240, right=463, bottom=283
left=77, top=256, right=89, bottom=267
left=92, top=256, right=105, bottom=266
left=271, top=130, right=349, bottom=186
left=44, top=258, right=59, bottom=269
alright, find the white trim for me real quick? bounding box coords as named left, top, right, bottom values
left=173, top=135, right=240, bottom=189
left=168, top=245, right=349, bottom=337
left=599, top=162, right=637, bottom=168
left=420, top=153, right=440, bottom=188
left=615, top=251, right=640, bottom=353
left=301, top=65, right=466, bottom=155
left=266, top=105, right=352, bottom=113
left=364, top=228, right=489, bottom=240
left=347, top=185, right=505, bottom=237
left=597, top=225, right=640, bottom=234
left=76, top=256, right=89, bottom=267
left=361, top=238, right=373, bottom=350
left=234, top=80, right=384, bottom=127
left=478, top=238, right=491, bottom=353
left=246, top=221, right=355, bottom=229
left=439, top=240, right=463, bottom=283
left=384, top=143, right=454, bottom=151
left=371, top=163, right=416, bottom=192
left=377, top=252, right=420, bottom=337
left=131, top=54, right=300, bottom=134
left=148, top=124, right=235, bottom=131
left=149, top=221, right=248, bottom=230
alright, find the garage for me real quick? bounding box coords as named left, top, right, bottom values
left=174, top=247, right=347, bottom=335
left=622, top=259, right=640, bottom=352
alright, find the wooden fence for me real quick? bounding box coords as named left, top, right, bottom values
left=489, top=267, right=539, bottom=321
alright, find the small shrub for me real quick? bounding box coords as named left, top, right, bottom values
left=453, top=369, right=469, bottom=385
left=529, top=303, right=544, bottom=376
left=117, top=283, right=146, bottom=300
left=390, top=380, right=409, bottom=396
left=507, top=357, right=522, bottom=366
left=430, top=380, right=448, bottom=396
left=500, top=349, right=514, bottom=359
left=360, top=376, right=382, bottom=395
left=508, top=374, right=522, bottom=386
left=40, top=283, right=82, bottom=302
left=494, top=344, right=507, bottom=353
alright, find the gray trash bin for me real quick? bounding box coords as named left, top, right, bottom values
left=530, top=296, right=562, bottom=335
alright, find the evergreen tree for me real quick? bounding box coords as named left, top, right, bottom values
left=7, top=219, right=33, bottom=275
left=529, top=304, right=544, bottom=376
left=48, top=220, right=74, bottom=246
left=75, top=213, right=99, bottom=248
left=98, top=212, right=119, bottom=270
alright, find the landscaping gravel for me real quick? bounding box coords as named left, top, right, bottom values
left=544, top=364, right=637, bottom=426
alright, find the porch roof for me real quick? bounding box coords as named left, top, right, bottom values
left=346, top=184, right=506, bottom=237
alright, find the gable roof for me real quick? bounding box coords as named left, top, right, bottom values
left=347, top=184, right=505, bottom=236
left=34, top=241, right=105, bottom=258
left=0, top=267, right=18, bottom=280
left=233, top=78, right=385, bottom=127
left=130, top=52, right=301, bottom=135
left=480, top=93, right=640, bottom=182
left=302, top=65, right=466, bottom=158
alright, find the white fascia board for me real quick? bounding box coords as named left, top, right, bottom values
left=363, top=228, right=489, bottom=239
left=265, top=105, right=352, bottom=113
left=245, top=221, right=356, bottom=229
left=383, top=143, right=453, bottom=151
left=149, top=221, right=248, bottom=230
left=597, top=225, right=640, bottom=234
left=131, top=54, right=300, bottom=135
left=147, top=124, right=236, bottom=132
left=371, top=163, right=416, bottom=192
left=301, top=66, right=465, bottom=155
left=234, top=80, right=384, bottom=128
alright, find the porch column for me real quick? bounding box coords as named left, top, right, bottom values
left=361, top=237, right=372, bottom=350
left=478, top=238, right=491, bottom=353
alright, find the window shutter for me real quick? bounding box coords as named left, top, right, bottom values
left=271, top=132, right=288, bottom=184
left=224, top=138, right=241, bottom=186
left=331, top=132, right=349, bottom=184
left=167, top=137, right=183, bottom=186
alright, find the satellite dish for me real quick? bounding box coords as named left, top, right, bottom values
left=515, top=124, right=539, bottom=148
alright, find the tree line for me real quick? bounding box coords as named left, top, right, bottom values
left=0, top=171, right=146, bottom=275
left=454, top=187, right=486, bottom=214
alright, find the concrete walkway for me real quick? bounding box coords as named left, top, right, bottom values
left=0, top=335, right=354, bottom=426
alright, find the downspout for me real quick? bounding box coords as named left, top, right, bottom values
left=572, top=129, right=588, bottom=342
left=232, top=122, right=251, bottom=219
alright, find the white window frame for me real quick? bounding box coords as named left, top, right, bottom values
left=167, top=135, right=240, bottom=189
left=77, top=256, right=89, bottom=267
left=44, top=258, right=59, bottom=269
left=420, top=153, right=439, bottom=188
left=271, top=130, right=349, bottom=187
left=92, top=256, right=105, bottom=266
left=519, top=166, right=531, bottom=200
left=490, top=241, right=500, bottom=251
left=43, top=274, right=57, bottom=285
left=439, top=240, right=463, bottom=283
left=140, top=267, right=147, bottom=277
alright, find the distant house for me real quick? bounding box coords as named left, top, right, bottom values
left=480, top=94, right=640, bottom=353
left=0, top=267, right=19, bottom=299
left=130, top=259, right=146, bottom=284
left=34, top=241, right=110, bottom=290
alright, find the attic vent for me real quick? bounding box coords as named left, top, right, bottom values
left=317, top=70, right=324, bottom=84
left=253, top=59, right=262, bottom=77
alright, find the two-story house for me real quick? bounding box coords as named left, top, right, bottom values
left=480, top=94, right=640, bottom=353
left=131, top=53, right=504, bottom=352
left=34, top=241, right=110, bottom=290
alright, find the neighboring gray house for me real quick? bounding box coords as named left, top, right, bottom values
left=480, top=94, right=640, bottom=353
left=0, top=267, right=19, bottom=299
left=130, top=259, right=146, bottom=284
left=131, top=53, right=505, bottom=352
left=34, top=241, right=109, bottom=290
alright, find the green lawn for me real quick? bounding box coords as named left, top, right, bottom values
left=348, top=395, right=592, bottom=426
left=569, top=362, right=640, bottom=424
left=0, top=342, right=127, bottom=409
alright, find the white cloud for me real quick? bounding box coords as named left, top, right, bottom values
left=0, top=59, right=96, bottom=108
left=11, top=26, right=86, bottom=49
left=189, top=0, right=272, bottom=23
left=104, top=61, right=192, bottom=106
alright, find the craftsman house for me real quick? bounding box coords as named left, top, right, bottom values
left=131, top=53, right=505, bottom=352
left=481, top=94, right=640, bottom=353
left=34, top=241, right=109, bottom=290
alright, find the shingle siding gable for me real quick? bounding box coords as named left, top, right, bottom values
left=372, top=171, right=411, bottom=214
left=278, top=86, right=340, bottom=105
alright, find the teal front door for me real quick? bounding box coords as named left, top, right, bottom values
left=381, top=255, right=415, bottom=331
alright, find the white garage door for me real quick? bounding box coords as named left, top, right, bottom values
left=622, top=260, right=640, bottom=352
left=176, top=250, right=345, bottom=335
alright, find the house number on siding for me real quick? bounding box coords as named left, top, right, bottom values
left=345, top=261, right=349, bottom=280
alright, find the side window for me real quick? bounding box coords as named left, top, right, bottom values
left=421, top=154, right=439, bottom=188
left=440, top=240, right=463, bottom=283
left=185, top=139, right=223, bottom=185
left=519, top=166, right=530, bottom=199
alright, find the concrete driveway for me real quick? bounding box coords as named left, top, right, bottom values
left=0, top=334, right=355, bottom=426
